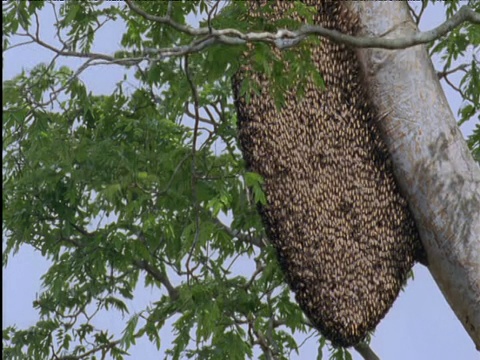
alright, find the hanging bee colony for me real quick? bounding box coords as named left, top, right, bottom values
left=233, top=1, right=425, bottom=347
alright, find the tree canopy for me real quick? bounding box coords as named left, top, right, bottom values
left=3, top=1, right=479, bottom=360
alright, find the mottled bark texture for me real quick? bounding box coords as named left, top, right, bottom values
left=233, top=1, right=425, bottom=347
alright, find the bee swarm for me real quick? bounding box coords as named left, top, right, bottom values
left=233, top=0, right=425, bottom=347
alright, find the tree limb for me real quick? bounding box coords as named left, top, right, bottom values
left=437, top=63, right=469, bottom=79
left=125, top=1, right=479, bottom=52
left=354, top=342, right=381, bottom=360
left=184, top=55, right=202, bottom=283
left=65, top=224, right=180, bottom=301
left=13, top=3, right=478, bottom=71
left=206, top=210, right=266, bottom=249
left=133, top=260, right=179, bottom=300
left=292, top=5, right=479, bottom=50
left=57, top=339, right=121, bottom=360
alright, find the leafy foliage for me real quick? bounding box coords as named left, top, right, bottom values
left=427, top=0, right=480, bottom=154
left=2, top=1, right=478, bottom=359
left=2, top=1, right=321, bottom=359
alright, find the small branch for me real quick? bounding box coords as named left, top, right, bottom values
left=166, top=0, right=173, bottom=18
left=207, top=0, right=220, bottom=34
left=25, top=30, right=144, bottom=66
left=184, top=55, right=202, bottom=283
left=3, top=39, right=36, bottom=51
left=354, top=342, right=381, bottom=360
left=244, top=314, right=278, bottom=360
left=69, top=222, right=95, bottom=238
left=50, top=1, right=69, bottom=48
left=34, top=58, right=96, bottom=108
left=184, top=103, right=216, bottom=125
left=133, top=260, right=179, bottom=300
left=210, top=101, right=223, bottom=120
left=203, top=105, right=217, bottom=126
left=156, top=154, right=190, bottom=196
left=206, top=210, right=266, bottom=249
left=407, top=2, right=419, bottom=25
left=437, top=63, right=468, bottom=79
left=244, top=259, right=265, bottom=289
left=125, top=0, right=199, bottom=36
left=408, top=0, right=428, bottom=26
left=443, top=73, right=475, bottom=104
left=416, top=1, right=428, bottom=26
left=57, top=339, right=121, bottom=360
left=66, top=223, right=180, bottom=300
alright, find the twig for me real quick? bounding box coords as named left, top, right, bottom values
left=125, top=0, right=199, bottom=36
left=166, top=0, right=173, bottom=18
left=65, top=223, right=180, bottom=301
left=203, top=105, right=217, bottom=126
left=408, top=0, right=428, bottom=26
left=69, top=222, right=96, bottom=238
left=156, top=153, right=190, bottom=196
left=205, top=209, right=266, bottom=249
left=437, top=63, right=468, bottom=79
left=416, top=0, right=428, bottom=26
left=57, top=339, right=121, bottom=360
left=184, top=55, right=202, bottom=283
left=245, top=314, right=277, bottom=360
left=244, top=259, right=265, bottom=289
left=207, top=0, right=220, bottom=34
left=3, top=39, right=35, bottom=51
left=50, top=1, right=69, bottom=48
left=443, top=73, right=475, bottom=104
left=133, top=260, right=179, bottom=300
left=354, top=342, right=381, bottom=360
left=184, top=103, right=216, bottom=125
left=24, top=29, right=144, bottom=66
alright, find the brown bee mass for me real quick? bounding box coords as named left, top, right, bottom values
left=233, top=1, right=425, bottom=347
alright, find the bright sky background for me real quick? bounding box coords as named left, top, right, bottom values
left=3, top=1, right=479, bottom=360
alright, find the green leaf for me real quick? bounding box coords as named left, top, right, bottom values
left=245, top=171, right=267, bottom=205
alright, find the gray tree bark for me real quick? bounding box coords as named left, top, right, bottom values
left=345, top=1, right=480, bottom=350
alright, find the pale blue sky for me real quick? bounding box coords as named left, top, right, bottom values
left=3, top=2, right=479, bottom=359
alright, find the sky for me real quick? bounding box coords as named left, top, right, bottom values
left=3, top=1, right=479, bottom=360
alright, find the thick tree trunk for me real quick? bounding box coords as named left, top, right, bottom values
left=345, top=1, right=480, bottom=350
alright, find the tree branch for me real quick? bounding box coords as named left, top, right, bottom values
left=125, top=1, right=479, bottom=53
left=133, top=260, right=179, bottom=300
left=184, top=55, right=202, bottom=283
left=437, top=63, right=468, bottom=79
left=206, top=210, right=266, bottom=249
left=23, top=29, right=144, bottom=66
left=354, top=342, right=381, bottom=360
left=17, top=4, right=478, bottom=66
left=125, top=0, right=199, bottom=36
left=443, top=72, right=475, bottom=104
left=407, top=0, right=428, bottom=26
left=298, top=5, right=479, bottom=50
left=66, top=224, right=180, bottom=301
left=57, top=339, right=121, bottom=360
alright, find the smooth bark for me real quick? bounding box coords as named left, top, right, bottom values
left=345, top=1, right=480, bottom=350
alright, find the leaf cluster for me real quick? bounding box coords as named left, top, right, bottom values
left=427, top=0, right=480, bottom=159
left=2, top=1, right=329, bottom=359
